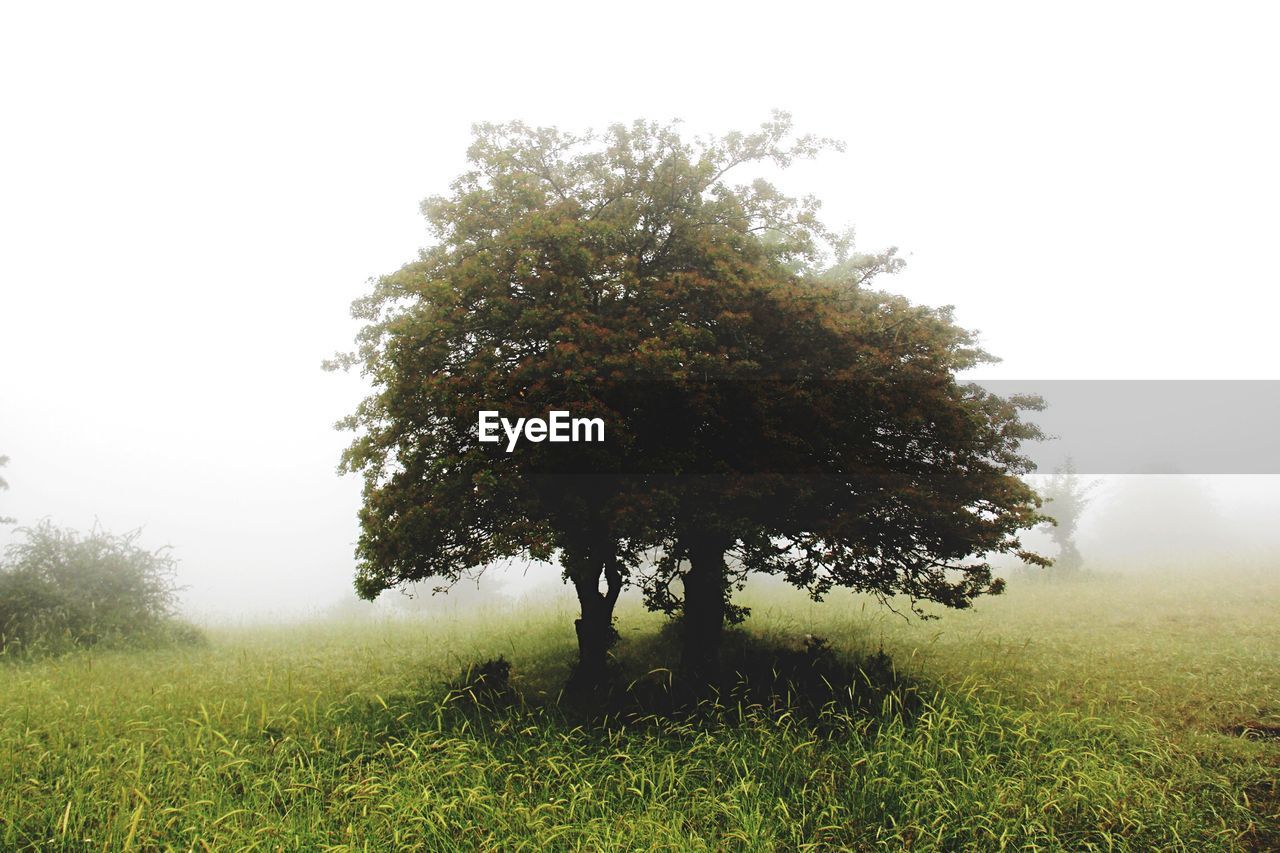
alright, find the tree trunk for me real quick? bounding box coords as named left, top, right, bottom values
left=567, top=554, right=622, bottom=693
left=680, top=538, right=728, bottom=690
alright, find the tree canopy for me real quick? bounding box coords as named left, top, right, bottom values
left=330, top=113, right=1048, bottom=690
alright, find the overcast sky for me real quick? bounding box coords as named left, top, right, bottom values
left=2, top=2, right=1278, bottom=617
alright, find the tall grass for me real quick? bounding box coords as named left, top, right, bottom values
left=0, top=569, right=1275, bottom=850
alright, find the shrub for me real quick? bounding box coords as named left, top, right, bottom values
left=0, top=520, right=202, bottom=656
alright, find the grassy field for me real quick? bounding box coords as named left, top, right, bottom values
left=1, top=568, right=1276, bottom=850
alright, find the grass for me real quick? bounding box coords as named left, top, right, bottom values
left=0, top=567, right=1276, bottom=850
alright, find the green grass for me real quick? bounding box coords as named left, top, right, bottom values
left=1, top=568, right=1276, bottom=850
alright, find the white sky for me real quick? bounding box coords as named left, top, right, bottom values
left=2, top=2, right=1278, bottom=617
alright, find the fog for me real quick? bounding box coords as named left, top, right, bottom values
left=2, top=3, right=1278, bottom=620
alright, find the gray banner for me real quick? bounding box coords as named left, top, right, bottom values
left=976, top=380, right=1280, bottom=474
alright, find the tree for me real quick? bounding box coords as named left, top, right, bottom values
left=330, top=113, right=1049, bottom=692
left=0, top=455, right=13, bottom=525
left=0, top=520, right=196, bottom=654
left=1039, top=458, right=1098, bottom=574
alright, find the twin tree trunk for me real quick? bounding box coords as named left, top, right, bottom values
left=566, top=536, right=731, bottom=695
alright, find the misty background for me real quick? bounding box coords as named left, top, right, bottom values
left=2, top=3, right=1278, bottom=620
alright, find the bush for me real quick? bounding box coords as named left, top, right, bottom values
left=0, top=520, right=202, bottom=656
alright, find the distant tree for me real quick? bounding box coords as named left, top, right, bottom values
left=0, top=455, right=13, bottom=525
left=1039, top=458, right=1098, bottom=574
left=330, top=113, right=1049, bottom=693
left=0, top=520, right=198, bottom=655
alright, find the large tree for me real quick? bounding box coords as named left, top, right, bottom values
left=330, top=113, right=1048, bottom=692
